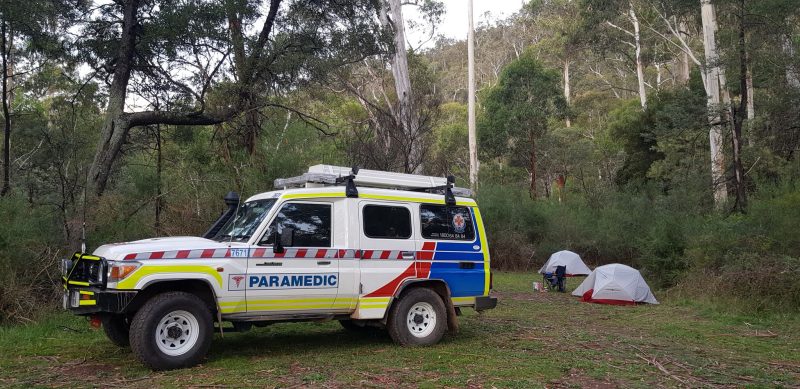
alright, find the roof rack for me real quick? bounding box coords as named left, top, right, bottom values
left=274, top=165, right=473, bottom=203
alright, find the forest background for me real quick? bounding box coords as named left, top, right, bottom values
left=0, top=0, right=798, bottom=323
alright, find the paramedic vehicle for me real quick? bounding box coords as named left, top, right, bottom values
left=62, top=165, right=497, bottom=370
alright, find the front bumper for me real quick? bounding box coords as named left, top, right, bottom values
left=475, top=295, right=498, bottom=311
left=63, top=288, right=138, bottom=315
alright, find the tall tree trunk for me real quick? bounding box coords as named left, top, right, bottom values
left=563, top=58, right=571, bottom=127
left=380, top=0, right=420, bottom=173
left=88, top=0, right=141, bottom=197
left=529, top=133, right=537, bottom=198
left=700, top=0, right=728, bottom=206
left=1, top=20, right=11, bottom=197
left=630, top=6, right=647, bottom=109
left=730, top=0, right=748, bottom=212
left=154, top=123, right=163, bottom=233
left=783, top=34, right=800, bottom=88
left=678, top=22, right=691, bottom=84
left=467, top=0, right=478, bottom=191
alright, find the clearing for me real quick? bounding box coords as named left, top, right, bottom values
left=0, top=272, right=798, bottom=388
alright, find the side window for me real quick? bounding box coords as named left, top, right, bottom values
left=363, top=205, right=412, bottom=239
left=420, top=204, right=475, bottom=241
left=261, top=203, right=331, bottom=247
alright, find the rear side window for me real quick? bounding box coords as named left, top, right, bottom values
left=363, top=205, right=412, bottom=239
left=420, top=204, right=475, bottom=241
left=263, top=203, right=331, bottom=247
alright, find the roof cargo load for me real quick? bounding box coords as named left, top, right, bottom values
left=274, top=165, right=473, bottom=197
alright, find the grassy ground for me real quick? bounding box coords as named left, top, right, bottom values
left=1, top=272, right=798, bottom=388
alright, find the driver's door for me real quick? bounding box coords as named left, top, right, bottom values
left=245, top=201, right=338, bottom=313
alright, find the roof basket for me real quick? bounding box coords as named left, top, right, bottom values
left=273, top=165, right=473, bottom=201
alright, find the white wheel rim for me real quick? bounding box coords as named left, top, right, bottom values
left=155, top=310, right=200, bottom=356
left=406, top=302, right=437, bottom=338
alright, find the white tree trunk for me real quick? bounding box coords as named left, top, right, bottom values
left=380, top=0, right=420, bottom=173
left=700, top=0, right=727, bottom=206
left=630, top=6, right=647, bottom=109
left=467, top=0, right=478, bottom=191
left=563, top=58, right=571, bottom=127
left=783, top=34, right=800, bottom=88
left=678, top=22, right=691, bottom=84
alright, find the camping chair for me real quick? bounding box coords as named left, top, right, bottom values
left=543, top=265, right=567, bottom=292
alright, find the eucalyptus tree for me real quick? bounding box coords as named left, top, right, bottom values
left=479, top=53, right=567, bottom=198
left=80, top=0, right=388, bottom=198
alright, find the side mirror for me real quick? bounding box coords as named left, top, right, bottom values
left=280, top=227, right=294, bottom=247
left=272, top=228, right=284, bottom=253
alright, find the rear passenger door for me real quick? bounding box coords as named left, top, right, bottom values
left=418, top=204, right=485, bottom=297
left=357, top=202, right=417, bottom=298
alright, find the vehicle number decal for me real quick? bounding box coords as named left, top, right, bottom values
left=230, top=248, right=249, bottom=258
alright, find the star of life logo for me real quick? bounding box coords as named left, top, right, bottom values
left=452, top=213, right=466, bottom=233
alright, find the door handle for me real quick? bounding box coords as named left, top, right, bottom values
left=256, top=261, right=282, bottom=267
left=401, top=251, right=416, bottom=259
left=459, top=261, right=475, bottom=269
left=317, top=260, right=331, bottom=265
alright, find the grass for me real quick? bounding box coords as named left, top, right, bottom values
left=1, top=272, right=798, bottom=388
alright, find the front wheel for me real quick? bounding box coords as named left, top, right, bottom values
left=386, top=288, right=447, bottom=346
left=129, top=291, right=213, bottom=370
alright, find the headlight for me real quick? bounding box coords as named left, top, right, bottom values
left=107, top=261, right=142, bottom=283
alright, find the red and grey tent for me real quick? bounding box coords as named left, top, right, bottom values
left=571, top=263, right=658, bottom=305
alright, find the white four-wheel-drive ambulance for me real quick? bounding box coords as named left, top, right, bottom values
left=62, top=165, right=497, bottom=370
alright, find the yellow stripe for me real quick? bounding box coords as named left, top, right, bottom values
left=283, top=192, right=345, bottom=199
left=79, top=291, right=95, bottom=296
left=452, top=297, right=475, bottom=304
left=473, top=207, right=491, bottom=296
left=358, top=297, right=391, bottom=302
left=68, top=280, right=90, bottom=286
left=358, top=304, right=389, bottom=309
left=116, top=265, right=223, bottom=289
left=219, top=297, right=356, bottom=307
left=78, top=300, right=96, bottom=306
left=79, top=254, right=101, bottom=261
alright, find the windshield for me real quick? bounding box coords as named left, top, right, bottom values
left=212, top=199, right=277, bottom=242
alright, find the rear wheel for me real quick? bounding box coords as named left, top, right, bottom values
left=129, top=291, right=213, bottom=370
left=387, top=288, right=447, bottom=346
left=102, top=314, right=130, bottom=347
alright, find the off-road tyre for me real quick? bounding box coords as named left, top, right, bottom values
left=129, top=291, right=213, bottom=370
left=102, top=314, right=130, bottom=347
left=386, top=288, right=447, bottom=346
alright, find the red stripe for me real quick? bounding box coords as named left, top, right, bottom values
left=380, top=251, right=391, bottom=260
left=362, top=250, right=373, bottom=259
left=124, top=253, right=136, bottom=260
left=201, top=249, right=215, bottom=258
left=274, top=252, right=285, bottom=259
left=296, top=249, right=307, bottom=258
left=396, top=251, right=404, bottom=259
left=253, top=248, right=266, bottom=258
left=176, top=250, right=190, bottom=259
left=149, top=251, right=164, bottom=260
left=365, top=262, right=416, bottom=297
left=316, top=249, right=327, bottom=258
left=416, top=261, right=432, bottom=278
left=422, top=242, right=435, bottom=251
left=417, top=251, right=434, bottom=260
left=355, top=250, right=361, bottom=258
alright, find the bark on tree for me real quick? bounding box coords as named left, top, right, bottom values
left=730, top=0, right=748, bottom=212
left=700, top=0, right=728, bottom=206
left=783, top=34, right=800, bottom=88
left=563, top=58, right=571, bottom=127
left=678, top=22, right=691, bottom=84
left=630, top=5, right=647, bottom=109
left=529, top=133, right=537, bottom=198
left=467, top=0, right=478, bottom=191
left=1, top=19, right=11, bottom=197
left=379, top=0, right=421, bottom=173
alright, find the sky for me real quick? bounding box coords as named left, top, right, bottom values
left=404, top=0, right=529, bottom=49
